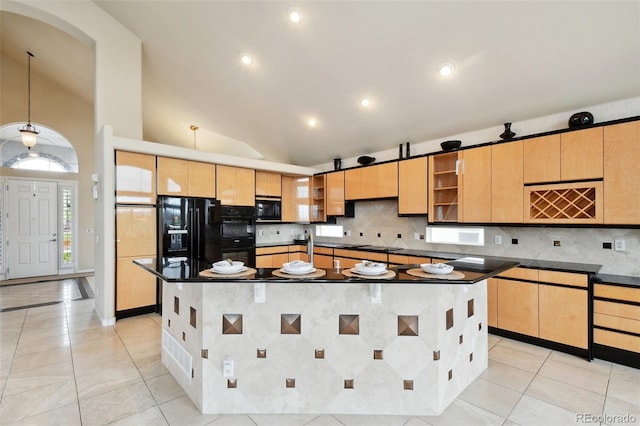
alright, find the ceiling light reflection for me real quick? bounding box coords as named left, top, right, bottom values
left=288, top=7, right=303, bottom=23
left=439, top=63, right=455, bottom=77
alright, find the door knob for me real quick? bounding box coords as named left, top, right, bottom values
left=50, top=239, right=57, bottom=242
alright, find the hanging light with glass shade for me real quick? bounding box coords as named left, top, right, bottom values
left=19, top=51, right=39, bottom=150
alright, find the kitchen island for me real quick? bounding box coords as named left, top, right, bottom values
left=135, top=257, right=517, bottom=416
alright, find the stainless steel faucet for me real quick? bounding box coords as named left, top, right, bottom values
left=307, top=231, right=314, bottom=265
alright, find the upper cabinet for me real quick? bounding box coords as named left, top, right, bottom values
left=310, top=175, right=326, bottom=222
left=428, top=147, right=491, bottom=223
left=187, top=161, right=216, bottom=198
left=216, top=165, right=255, bottom=206
left=561, top=127, right=603, bottom=181
left=282, top=175, right=310, bottom=222
left=492, top=141, right=524, bottom=223
left=398, top=157, right=428, bottom=215
left=325, top=171, right=345, bottom=216
left=524, top=128, right=603, bottom=184
left=459, top=146, right=492, bottom=223
left=345, top=162, right=398, bottom=200
left=429, top=152, right=460, bottom=222
left=603, top=121, right=640, bottom=224
left=115, top=151, right=156, bottom=205
left=255, top=171, right=282, bottom=197
left=157, top=157, right=216, bottom=198
left=523, top=134, right=560, bottom=184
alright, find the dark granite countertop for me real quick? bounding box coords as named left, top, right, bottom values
left=594, top=274, right=640, bottom=288
left=268, top=241, right=603, bottom=275
left=134, top=256, right=519, bottom=285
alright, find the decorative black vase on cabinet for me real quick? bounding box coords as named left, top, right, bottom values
left=500, top=122, right=516, bottom=140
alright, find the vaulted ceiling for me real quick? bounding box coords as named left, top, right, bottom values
left=3, top=1, right=639, bottom=166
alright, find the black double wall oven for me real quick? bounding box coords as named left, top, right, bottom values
left=213, top=205, right=256, bottom=267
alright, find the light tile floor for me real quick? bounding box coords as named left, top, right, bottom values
left=0, top=285, right=639, bottom=425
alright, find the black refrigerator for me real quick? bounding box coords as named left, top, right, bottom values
left=157, top=196, right=219, bottom=263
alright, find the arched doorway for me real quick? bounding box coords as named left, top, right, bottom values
left=0, top=124, right=78, bottom=279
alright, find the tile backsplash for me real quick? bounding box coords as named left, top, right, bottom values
left=258, top=199, right=640, bottom=277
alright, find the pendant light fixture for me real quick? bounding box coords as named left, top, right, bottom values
left=190, top=125, right=199, bottom=149
left=19, top=51, right=39, bottom=150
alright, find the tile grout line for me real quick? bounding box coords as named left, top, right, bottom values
left=64, top=301, right=85, bottom=425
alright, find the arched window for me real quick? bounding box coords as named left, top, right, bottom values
left=0, top=123, right=79, bottom=173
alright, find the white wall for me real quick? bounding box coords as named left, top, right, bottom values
left=1, top=0, right=142, bottom=324
left=312, top=97, right=640, bottom=171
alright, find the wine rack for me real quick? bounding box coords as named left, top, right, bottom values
left=524, top=181, right=603, bottom=224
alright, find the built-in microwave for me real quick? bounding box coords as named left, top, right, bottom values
left=256, top=198, right=281, bottom=222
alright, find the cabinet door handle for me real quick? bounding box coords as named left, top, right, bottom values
left=455, top=160, right=460, bottom=175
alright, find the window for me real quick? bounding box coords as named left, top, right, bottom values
left=426, top=226, right=485, bottom=246
left=315, top=224, right=343, bottom=238
left=0, top=124, right=78, bottom=173
left=62, top=187, right=73, bottom=265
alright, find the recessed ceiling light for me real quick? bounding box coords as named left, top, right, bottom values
left=241, top=54, right=254, bottom=65
left=439, top=62, right=455, bottom=77
left=307, top=117, right=317, bottom=127
left=361, top=98, right=372, bottom=108
left=288, top=7, right=303, bottom=23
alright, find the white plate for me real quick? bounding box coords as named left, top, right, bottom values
left=211, top=266, right=248, bottom=274
left=281, top=267, right=317, bottom=275
left=350, top=267, right=387, bottom=276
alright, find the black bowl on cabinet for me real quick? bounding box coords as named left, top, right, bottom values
left=441, top=140, right=462, bottom=151
left=357, top=155, right=376, bottom=165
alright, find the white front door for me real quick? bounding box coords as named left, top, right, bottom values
left=7, top=179, right=58, bottom=279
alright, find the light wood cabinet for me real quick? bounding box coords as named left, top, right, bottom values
left=288, top=245, right=309, bottom=262
left=523, top=135, right=561, bottom=184
left=187, top=161, right=216, bottom=198
left=460, top=146, right=492, bottom=222
left=115, top=151, right=156, bottom=204
left=398, top=157, right=428, bottom=215
left=115, top=206, right=157, bottom=313
left=256, top=246, right=288, bottom=268
left=310, top=175, right=326, bottom=222
left=604, top=121, right=640, bottom=224
left=492, top=141, right=524, bottom=222
left=594, top=283, right=640, bottom=365
left=493, top=267, right=589, bottom=352
left=539, top=284, right=588, bottom=349
left=255, top=171, right=282, bottom=197
left=560, top=127, right=603, bottom=181
left=429, top=152, right=460, bottom=222
left=345, top=162, right=398, bottom=200
left=325, top=171, right=345, bottom=216
left=216, top=165, right=255, bottom=206
left=157, top=157, right=189, bottom=196
left=116, top=207, right=157, bottom=257
left=116, top=257, right=157, bottom=311
left=429, top=147, right=491, bottom=222
left=496, top=278, right=539, bottom=337
left=388, top=254, right=431, bottom=265
left=523, top=128, right=603, bottom=184
left=282, top=175, right=310, bottom=222
left=157, top=157, right=216, bottom=197
left=487, top=278, right=498, bottom=328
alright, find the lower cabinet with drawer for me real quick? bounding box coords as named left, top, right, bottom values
left=257, top=245, right=311, bottom=268
left=593, top=282, right=640, bottom=368
left=488, top=267, right=591, bottom=359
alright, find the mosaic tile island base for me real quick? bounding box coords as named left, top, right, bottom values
left=161, top=278, right=488, bottom=416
